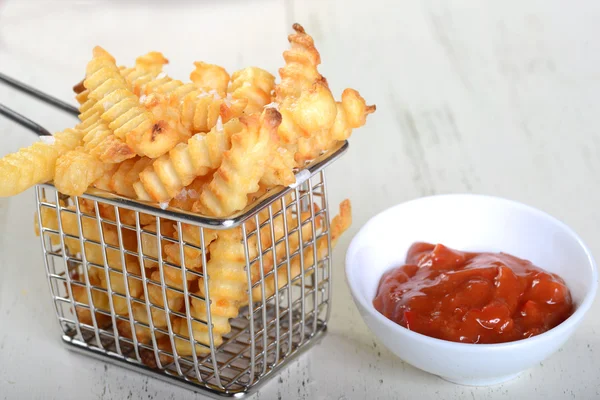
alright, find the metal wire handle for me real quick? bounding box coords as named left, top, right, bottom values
left=0, top=72, right=79, bottom=136
left=0, top=103, right=52, bottom=136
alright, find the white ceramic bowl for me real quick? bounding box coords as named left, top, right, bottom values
left=346, top=194, right=598, bottom=386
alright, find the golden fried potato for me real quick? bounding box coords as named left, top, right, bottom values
left=92, top=260, right=144, bottom=316
left=130, top=65, right=245, bottom=135
left=122, top=51, right=169, bottom=96
left=258, top=24, right=336, bottom=184
left=275, top=24, right=336, bottom=143
left=134, top=118, right=244, bottom=202
left=71, top=274, right=112, bottom=328
left=163, top=223, right=218, bottom=272
left=55, top=205, right=137, bottom=270
left=273, top=25, right=375, bottom=170
left=78, top=98, right=135, bottom=164
left=229, top=67, right=275, bottom=114
left=331, top=88, right=376, bottom=141
left=34, top=205, right=62, bottom=246
left=195, top=108, right=282, bottom=217
left=0, top=128, right=83, bottom=197
left=85, top=47, right=185, bottom=158
left=168, top=175, right=209, bottom=211
left=116, top=301, right=154, bottom=344
left=190, top=61, right=230, bottom=95
left=86, top=199, right=154, bottom=227
left=54, top=148, right=113, bottom=196
left=101, top=156, right=153, bottom=198
left=173, top=199, right=347, bottom=356
left=138, top=221, right=175, bottom=270
left=295, top=88, right=376, bottom=163
left=146, top=269, right=186, bottom=330
left=253, top=199, right=351, bottom=301
left=276, top=23, right=323, bottom=100
left=172, top=228, right=247, bottom=355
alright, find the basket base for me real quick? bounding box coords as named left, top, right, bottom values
left=61, top=326, right=328, bottom=399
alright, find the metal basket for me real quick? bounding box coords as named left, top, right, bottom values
left=34, top=141, right=347, bottom=397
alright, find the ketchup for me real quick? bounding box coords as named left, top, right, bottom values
left=373, top=243, right=574, bottom=344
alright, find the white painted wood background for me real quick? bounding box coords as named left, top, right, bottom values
left=1, top=0, right=599, bottom=398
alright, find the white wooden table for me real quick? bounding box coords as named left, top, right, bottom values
left=1, top=1, right=599, bottom=398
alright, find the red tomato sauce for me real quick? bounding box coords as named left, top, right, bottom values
left=373, top=243, right=574, bottom=344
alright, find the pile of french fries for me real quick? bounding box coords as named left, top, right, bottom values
left=6, top=24, right=374, bottom=359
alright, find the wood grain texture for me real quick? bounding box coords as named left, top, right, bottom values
left=1, top=0, right=600, bottom=399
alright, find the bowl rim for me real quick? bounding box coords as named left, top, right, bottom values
left=345, top=193, right=599, bottom=350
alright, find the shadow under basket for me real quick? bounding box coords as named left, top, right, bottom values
left=34, top=142, right=347, bottom=398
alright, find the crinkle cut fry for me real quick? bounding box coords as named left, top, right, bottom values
left=72, top=51, right=168, bottom=164
left=276, top=23, right=323, bottom=102
left=134, top=118, right=244, bottom=202
left=37, top=201, right=142, bottom=322
left=164, top=185, right=267, bottom=277
left=190, top=61, right=230, bottom=95
left=167, top=175, right=209, bottom=212
left=330, top=89, right=376, bottom=141
left=122, top=51, right=169, bottom=96
left=77, top=95, right=136, bottom=164
left=84, top=46, right=186, bottom=158
left=53, top=148, right=114, bottom=196
left=45, top=202, right=138, bottom=270
left=171, top=229, right=244, bottom=354
left=116, top=301, right=164, bottom=344
left=130, top=63, right=246, bottom=134
left=275, top=23, right=336, bottom=141
left=254, top=199, right=351, bottom=300
left=274, top=24, right=376, bottom=168
left=165, top=187, right=273, bottom=276
left=74, top=51, right=168, bottom=105
left=262, top=24, right=338, bottom=184
left=195, top=108, right=282, bottom=217
left=295, top=88, right=376, bottom=164
left=0, top=128, right=83, bottom=197
left=229, top=67, right=276, bottom=114
left=172, top=199, right=348, bottom=356
left=172, top=198, right=303, bottom=355
left=92, top=156, right=153, bottom=198
left=71, top=273, right=112, bottom=328
left=85, top=197, right=154, bottom=228
left=64, top=86, right=135, bottom=194
left=47, top=202, right=145, bottom=318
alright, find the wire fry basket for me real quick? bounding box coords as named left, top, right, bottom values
left=34, top=141, right=347, bottom=397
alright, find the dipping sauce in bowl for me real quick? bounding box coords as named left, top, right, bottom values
left=373, top=242, right=574, bottom=344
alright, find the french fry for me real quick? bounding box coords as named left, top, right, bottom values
left=71, top=273, right=112, bottom=328
left=173, top=200, right=344, bottom=356
left=295, top=88, right=376, bottom=163
left=190, top=61, right=230, bottom=95
left=122, top=51, right=169, bottom=96
left=163, top=222, right=218, bottom=271
left=54, top=148, right=114, bottom=196
left=130, top=65, right=246, bottom=134
left=78, top=96, right=135, bottom=164
left=134, top=118, right=244, bottom=202
left=0, top=128, right=83, bottom=197
left=195, top=108, right=281, bottom=217
left=255, top=199, right=351, bottom=300
left=229, top=67, right=276, bottom=114
left=85, top=47, right=187, bottom=158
